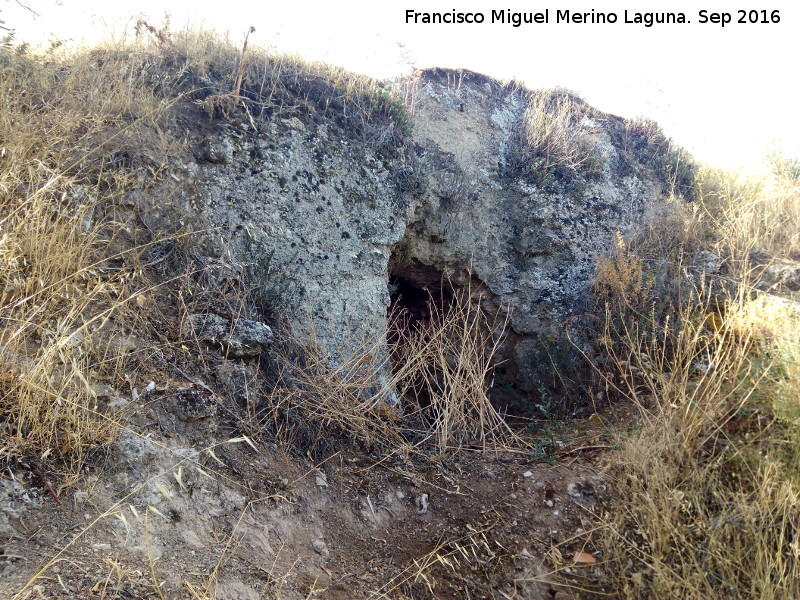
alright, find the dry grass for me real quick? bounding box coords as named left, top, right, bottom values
left=0, top=20, right=415, bottom=476
left=372, top=521, right=508, bottom=599
left=695, top=164, right=800, bottom=260
left=257, top=279, right=526, bottom=460
left=623, top=116, right=698, bottom=200
left=504, top=88, right=599, bottom=186
left=389, top=280, right=522, bottom=453
left=583, top=285, right=800, bottom=599
left=124, top=22, right=412, bottom=144
left=0, top=40, right=179, bottom=473
left=568, top=163, right=800, bottom=598
left=636, top=161, right=800, bottom=264
left=260, top=322, right=409, bottom=457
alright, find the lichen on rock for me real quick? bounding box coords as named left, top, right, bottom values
left=183, top=313, right=273, bottom=358
left=143, top=68, right=674, bottom=411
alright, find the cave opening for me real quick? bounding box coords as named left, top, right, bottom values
left=385, top=254, right=547, bottom=422
left=386, top=258, right=454, bottom=415
left=385, top=254, right=529, bottom=425
left=388, top=268, right=452, bottom=329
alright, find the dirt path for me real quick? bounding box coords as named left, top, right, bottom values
left=1, top=430, right=609, bottom=599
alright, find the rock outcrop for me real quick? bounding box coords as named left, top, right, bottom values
left=394, top=71, right=662, bottom=397
left=143, top=69, right=670, bottom=408
left=183, top=313, right=273, bottom=358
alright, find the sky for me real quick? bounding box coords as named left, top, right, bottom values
left=3, top=0, right=798, bottom=172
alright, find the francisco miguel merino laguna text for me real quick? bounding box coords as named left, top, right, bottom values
left=405, top=9, right=698, bottom=27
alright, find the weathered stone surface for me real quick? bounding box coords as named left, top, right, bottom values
left=394, top=70, right=661, bottom=394
left=693, top=250, right=723, bottom=275
left=183, top=313, right=273, bottom=358
left=0, top=477, right=41, bottom=536
left=198, top=136, right=235, bottom=164
left=144, top=69, right=671, bottom=405
left=762, top=260, right=800, bottom=291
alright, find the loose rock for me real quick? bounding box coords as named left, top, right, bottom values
left=183, top=313, right=273, bottom=358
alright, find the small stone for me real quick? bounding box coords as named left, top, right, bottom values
left=183, top=313, right=272, bottom=358
left=283, top=117, right=306, bottom=132
left=523, top=471, right=533, bottom=478
left=416, top=493, right=429, bottom=514
left=572, top=551, right=597, bottom=565
left=312, top=538, right=329, bottom=557
left=200, top=137, right=234, bottom=164
left=694, top=250, right=722, bottom=274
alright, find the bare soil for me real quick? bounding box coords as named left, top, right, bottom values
left=0, top=409, right=612, bottom=600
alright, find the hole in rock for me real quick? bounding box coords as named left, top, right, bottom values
left=385, top=258, right=532, bottom=423
left=386, top=258, right=551, bottom=421
left=387, top=261, right=452, bottom=353
left=387, top=261, right=452, bottom=416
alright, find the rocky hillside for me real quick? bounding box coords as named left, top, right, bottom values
left=138, top=64, right=687, bottom=407
left=1, top=29, right=735, bottom=600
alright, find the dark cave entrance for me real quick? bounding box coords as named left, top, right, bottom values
left=386, top=254, right=552, bottom=420
left=386, top=258, right=454, bottom=415
left=385, top=254, right=531, bottom=422
left=388, top=264, right=452, bottom=325
left=386, top=260, right=452, bottom=351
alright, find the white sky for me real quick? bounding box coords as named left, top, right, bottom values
left=4, top=0, right=798, bottom=172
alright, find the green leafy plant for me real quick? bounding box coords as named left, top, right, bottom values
left=371, top=87, right=413, bottom=136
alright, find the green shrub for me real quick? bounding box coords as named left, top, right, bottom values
left=371, top=87, right=413, bottom=136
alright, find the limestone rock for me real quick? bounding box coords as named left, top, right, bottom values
left=143, top=68, right=675, bottom=405
left=312, top=538, right=329, bottom=557
left=198, top=136, right=234, bottom=164
left=763, top=260, right=800, bottom=291
left=693, top=250, right=723, bottom=274
left=183, top=313, right=273, bottom=358
left=393, top=70, right=662, bottom=394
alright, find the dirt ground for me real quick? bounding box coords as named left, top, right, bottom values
left=0, top=401, right=613, bottom=600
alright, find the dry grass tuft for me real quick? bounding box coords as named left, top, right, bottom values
left=124, top=22, right=413, bottom=144
left=695, top=163, right=800, bottom=261
left=503, top=88, right=600, bottom=187
left=623, top=116, right=698, bottom=200
left=373, top=520, right=509, bottom=599
left=390, top=281, right=523, bottom=453
left=261, top=323, right=409, bottom=457
left=583, top=285, right=800, bottom=599
left=256, top=279, right=526, bottom=460
left=568, top=161, right=800, bottom=598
